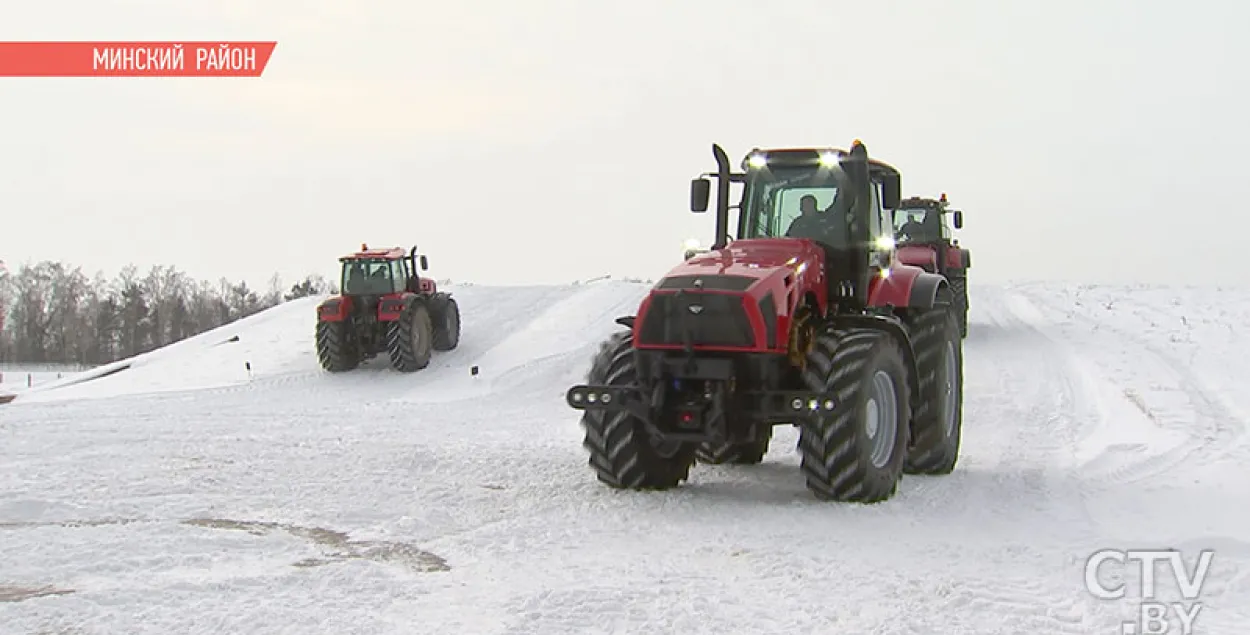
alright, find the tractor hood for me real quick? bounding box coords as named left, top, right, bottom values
left=655, top=238, right=820, bottom=293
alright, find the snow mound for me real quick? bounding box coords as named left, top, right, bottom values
left=9, top=281, right=651, bottom=405
left=12, top=296, right=325, bottom=404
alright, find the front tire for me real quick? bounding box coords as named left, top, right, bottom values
left=798, top=327, right=910, bottom=502
left=904, top=306, right=963, bottom=474
left=581, top=331, right=696, bottom=489
left=316, top=320, right=359, bottom=372
left=387, top=300, right=434, bottom=372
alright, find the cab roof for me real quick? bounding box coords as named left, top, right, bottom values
left=748, top=146, right=900, bottom=179
left=898, top=194, right=950, bottom=210
left=340, top=246, right=406, bottom=261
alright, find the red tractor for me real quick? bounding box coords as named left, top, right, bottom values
left=566, top=141, right=964, bottom=502
left=315, top=245, right=461, bottom=373
left=892, top=193, right=971, bottom=337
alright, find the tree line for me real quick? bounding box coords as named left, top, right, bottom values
left=0, top=260, right=337, bottom=365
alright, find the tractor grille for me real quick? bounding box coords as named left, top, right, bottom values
left=656, top=274, right=755, bottom=292
left=637, top=292, right=755, bottom=348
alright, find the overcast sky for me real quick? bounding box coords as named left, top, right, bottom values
left=3, top=0, right=1247, bottom=287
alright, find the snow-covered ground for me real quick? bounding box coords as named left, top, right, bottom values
left=2, top=279, right=1248, bottom=634
left=0, top=365, right=87, bottom=392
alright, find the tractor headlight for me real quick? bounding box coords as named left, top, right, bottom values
left=818, top=151, right=840, bottom=167
left=747, top=153, right=767, bottom=169
left=874, top=235, right=895, bottom=251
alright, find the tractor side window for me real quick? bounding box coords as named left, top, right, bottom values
left=940, top=214, right=953, bottom=240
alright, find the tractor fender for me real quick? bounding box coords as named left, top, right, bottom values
left=868, top=267, right=949, bottom=310
left=316, top=295, right=351, bottom=322
left=379, top=292, right=424, bottom=321
left=829, top=313, right=921, bottom=407
left=428, top=291, right=457, bottom=317
left=906, top=271, right=951, bottom=310
left=944, top=246, right=972, bottom=272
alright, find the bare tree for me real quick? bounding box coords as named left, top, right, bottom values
left=0, top=260, right=332, bottom=365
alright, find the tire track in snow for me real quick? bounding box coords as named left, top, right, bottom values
left=905, top=285, right=1099, bottom=526
left=1000, top=286, right=1250, bottom=635
left=880, top=286, right=1123, bottom=634
left=1010, top=285, right=1248, bottom=488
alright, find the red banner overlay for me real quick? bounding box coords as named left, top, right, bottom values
left=0, top=42, right=277, bottom=77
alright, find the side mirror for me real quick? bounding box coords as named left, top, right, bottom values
left=690, top=178, right=710, bottom=212
left=952, top=210, right=963, bottom=229
left=881, top=174, right=901, bottom=209
left=419, top=255, right=429, bottom=270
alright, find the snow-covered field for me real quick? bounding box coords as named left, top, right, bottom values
left=2, top=280, right=1248, bottom=634
left=0, top=365, right=87, bottom=392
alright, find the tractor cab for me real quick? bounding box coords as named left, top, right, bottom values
left=689, top=141, right=903, bottom=309
left=339, top=245, right=429, bottom=296
left=892, top=194, right=963, bottom=247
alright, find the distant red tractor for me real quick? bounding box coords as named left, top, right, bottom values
left=567, top=141, right=964, bottom=503
left=315, top=245, right=460, bottom=372
left=892, top=193, right=971, bottom=337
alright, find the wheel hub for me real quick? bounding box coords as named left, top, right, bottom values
left=864, top=369, right=899, bottom=469
left=940, top=340, right=958, bottom=437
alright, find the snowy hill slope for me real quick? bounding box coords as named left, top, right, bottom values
left=8, top=281, right=648, bottom=405
left=2, top=281, right=1249, bottom=635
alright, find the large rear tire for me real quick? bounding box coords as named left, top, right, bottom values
left=431, top=295, right=461, bottom=352
left=316, top=320, right=359, bottom=372
left=904, top=306, right=964, bottom=474
left=581, top=332, right=696, bottom=489
left=387, top=300, right=434, bottom=372
left=798, top=327, right=910, bottom=502
left=949, top=277, right=969, bottom=338
left=695, top=427, right=772, bottom=465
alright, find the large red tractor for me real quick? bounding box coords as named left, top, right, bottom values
left=315, top=245, right=460, bottom=373
left=566, top=141, right=964, bottom=502
left=892, top=193, right=971, bottom=337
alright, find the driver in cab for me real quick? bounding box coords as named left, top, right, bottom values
left=785, top=195, right=823, bottom=238
left=785, top=193, right=851, bottom=245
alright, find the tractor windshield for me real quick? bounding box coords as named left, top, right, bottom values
left=341, top=258, right=399, bottom=295
left=739, top=165, right=855, bottom=247
left=893, top=207, right=942, bottom=244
